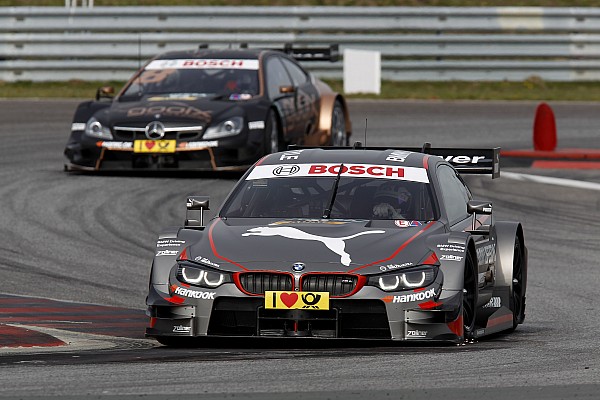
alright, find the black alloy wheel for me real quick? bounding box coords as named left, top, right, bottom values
left=330, top=100, right=348, bottom=146
left=463, top=251, right=477, bottom=340
left=264, top=109, right=282, bottom=155
left=511, top=237, right=526, bottom=328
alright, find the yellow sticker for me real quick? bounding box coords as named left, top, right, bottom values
left=134, top=140, right=176, bottom=153
left=265, top=291, right=330, bottom=310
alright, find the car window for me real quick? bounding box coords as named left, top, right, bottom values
left=120, top=58, right=259, bottom=99
left=220, top=174, right=436, bottom=221
left=265, top=57, right=293, bottom=99
left=281, top=58, right=309, bottom=86
left=436, top=165, right=471, bottom=224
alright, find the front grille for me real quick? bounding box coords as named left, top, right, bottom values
left=112, top=125, right=204, bottom=141
left=238, top=272, right=293, bottom=295
left=301, top=274, right=358, bottom=297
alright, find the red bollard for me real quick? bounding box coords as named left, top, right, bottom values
left=533, top=102, right=557, bottom=151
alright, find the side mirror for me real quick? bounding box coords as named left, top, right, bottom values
left=95, top=86, right=115, bottom=101
left=467, top=200, right=492, bottom=215
left=279, top=85, right=295, bottom=94
left=467, top=200, right=492, bottom=234
left=185, top=196, right=210, bottom=229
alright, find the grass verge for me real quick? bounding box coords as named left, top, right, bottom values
left=3, top=78, right=600, bottom=101
left=4, top=1, right=600, bottom=6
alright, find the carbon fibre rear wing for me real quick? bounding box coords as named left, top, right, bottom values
left=409, top=146, right=500, bottom=179
left=278, top=44, right=340, bottom=62
left=287, top=144, right=501, bottom=178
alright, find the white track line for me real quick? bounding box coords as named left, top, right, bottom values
left=502, top=171, right=600, bottom=191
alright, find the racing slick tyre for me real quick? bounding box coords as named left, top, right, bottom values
left=264, top=109, right=283, bottom=155
left=463, top=250, right=478, bottom=340
left=509, top=236, right=527, bottom=330
left=330, top=100, right=348, bottom=146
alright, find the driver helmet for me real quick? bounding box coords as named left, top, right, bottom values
left=373, top=182, right=412, bottom=214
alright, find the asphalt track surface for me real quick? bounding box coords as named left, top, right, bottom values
left=1, top=99, right=600, bottom=399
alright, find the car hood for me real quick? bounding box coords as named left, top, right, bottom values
left=105, top=96, right=245, bottom=126
left=188, top=218, right=444, bottom=275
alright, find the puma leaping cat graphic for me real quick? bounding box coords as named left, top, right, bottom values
left=242, top=226, right=386, bottom=266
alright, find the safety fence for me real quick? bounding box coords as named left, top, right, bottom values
left=2, top=6, right=600, bottom=81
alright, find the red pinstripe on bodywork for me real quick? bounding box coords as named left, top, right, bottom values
left=348, top=221, right=437, bottom=274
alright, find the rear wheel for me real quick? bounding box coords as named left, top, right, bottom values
left=463, top=251, right=477, bottom=340
left=264, top=109, right=282, bottom=155
left=330, top=100, right=348, bottom=146
left=510, top=237, right=526, bottom=328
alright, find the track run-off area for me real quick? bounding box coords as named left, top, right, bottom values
left=0, top=99, right=599, bottom=399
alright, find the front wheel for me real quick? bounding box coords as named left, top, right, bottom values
left=264, top=109, right=282, bottom=155
left=330, top=100, right=348, bottom=146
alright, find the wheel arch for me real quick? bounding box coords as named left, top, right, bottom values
left=494, top=221, right=526, bottom=291
left=316, top=92, right=352, bottom=144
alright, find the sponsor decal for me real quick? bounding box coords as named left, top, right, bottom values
left=386, top=150, right=412, bottom=163
left=279, top=149, right=304, bottom=161
left=265, top=291, right=329, bottom=310
left=126, top=106, right=211, bottom=121
left=178, top=141, right=219, bottom=150
left=71, top=122, right=86, bottom=131
left=173, top=287, right=216, bottom=299
left=270, top=219, right=348, bottom=226
left=379, top=262, right=413, bottom=272
left=248, top=121, right=265, bottom=130
left=146, top=59, right=260, bottom=70
left=272, top=165, right=300, bottom=176
left=96, top=141, right=133, bottom=150
left=229, top=94, right=253, bottom=101
left=476, top=243, right=496, bottom=265
left=157, top=239, right=185, bottom=248
left=246, top=163, right=429, bottom=183
left=173, top=325, right=191, bottom=333
left=483, top=296, right=502, bottom=308
left=148, top=94, right=199, bottom=101
left=194, top=256, right=220, bottom=269
left=386, top=288, right=437, bottom=303
left=436, top=244, right=465, bottom=253
left=440, top=254, right=463, bottom=262
left=434, top=155, right=487, bottom=164
left=407, top=329, right=428, bottom=338
left=156, top=250, right=179, bottom=257
left=242, top=226, right=385, bottom=267
left=394, top=220, right=423, bottom=228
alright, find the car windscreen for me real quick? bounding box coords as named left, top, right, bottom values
left=220, top=174, right=437, bottom=221
left=121, top=58, right=260, bottom=99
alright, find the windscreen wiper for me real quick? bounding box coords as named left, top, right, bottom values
left=322, top=163, right=344, bottom=219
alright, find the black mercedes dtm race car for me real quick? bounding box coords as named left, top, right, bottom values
left=64, top=45, right=350, bottom=171
left=146, top=144, right=527, bottom=344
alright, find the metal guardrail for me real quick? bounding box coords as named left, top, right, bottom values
left=2, top=6, right=600, bottom=82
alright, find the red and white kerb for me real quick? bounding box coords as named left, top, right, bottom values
left=246, top=163, right=430, bottom=183
left=145, top=59, right=260, bottom=70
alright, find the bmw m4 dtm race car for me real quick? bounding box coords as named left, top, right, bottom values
left=145, top=144, right=527, bottom=344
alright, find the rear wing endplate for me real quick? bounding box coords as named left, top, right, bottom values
left=288, top=145, right=500, bottom=178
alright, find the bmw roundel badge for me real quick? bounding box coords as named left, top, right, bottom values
left=292, top=262, right=305, bottom=272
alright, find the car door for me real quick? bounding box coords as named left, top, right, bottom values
left=436, top=164, right=496, bottom=300
left=264, top=55, right=298, bottom=142
left=280, top=57, right=319, bottom=138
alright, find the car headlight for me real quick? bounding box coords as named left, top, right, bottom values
left=176, top=263, right=232, bottom=289
left=202, top=116, right=244, bottom=140
left=85, top=117, right=113, bottom=139
left=368, top=266, right=437, bottom=292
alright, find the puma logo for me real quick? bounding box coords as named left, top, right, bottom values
left=242, top=226, right=385, bottom=266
